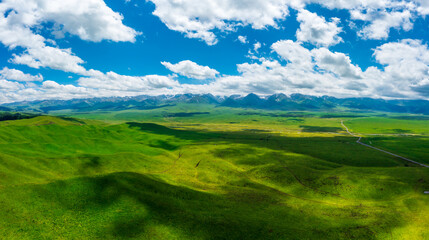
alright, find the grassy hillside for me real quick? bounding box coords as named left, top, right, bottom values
left=0, top=109, right=428, bottom=239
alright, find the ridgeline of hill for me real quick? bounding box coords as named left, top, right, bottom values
left=0, top=111, right=40, bottom=121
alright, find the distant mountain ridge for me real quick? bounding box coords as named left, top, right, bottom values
left=3, top=93, right=429, bottom=115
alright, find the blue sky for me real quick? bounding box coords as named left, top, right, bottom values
left=0, top=0, right=428, bottom=103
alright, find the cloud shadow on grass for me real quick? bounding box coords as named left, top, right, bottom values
left=32, top=172, right=386, bottom=240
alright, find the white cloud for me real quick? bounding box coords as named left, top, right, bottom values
left=0, top=0, right=139, bottom=43
left=371, top=39, right=429, bottom=96
left=11, top=47, right=87, bottom=74
left=180, top=39, right=428, bottom=99
left=161, top=60, right=219, bottom=80
left=355, top=9, right=413, bottom=40
left=194, top=58, right=352, bottom=97
left=0, top=16, right=86, bottom=74
left=312, top=0, right=423, bottom=40
left=147, top=0, right=427, bottom=44
left=0, top=67, right=43, bottom=82
left=373, top=39, right=429, bottom=67
left=306, top=0, right=391, bottom=10
left=271, top=40, right=312, bottom=68
left=78, top=71, right=179, bottom=91
left=42, top=80, right=88, bottom=94
left=312, top=48, right=362, bottom=79
left=148, top=0, right=289, bottom=45
left=252, top=39, right=429, bottom=98
left=238, top=36, right=248, bottom=44
left=253, top=42, right=262, bottom=53
left=296, top=9, right=342, bottom=47
left=0, top=80, right=24, bottom=91
left=0, top=0, right=138, bottom=74
left=0, top=70, right=181, bottom=103
left=415, top=0, right=429, bottom=15
left=271, top=40, right=362, bottom=80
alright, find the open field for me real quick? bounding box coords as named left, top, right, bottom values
left=0, top=105, right=429, bottom=239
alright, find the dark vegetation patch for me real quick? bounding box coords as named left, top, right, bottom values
left=0, top=112, right=40, bottom=121
left=163, top=112, right=210, bottom=117
left=284, top=118, right=304, bottom=122
left=78, top=154, right=102, bottom=174
left=175, top=124, right=202, bottom=126
left=136, top=104, right=175, bottom=110
left=300, top=125, right=343, bottom=133
left=237, top=112, right=314, bottom=118
left=319, top=114, right=366, bottom=118
left=389, top=116, right=429, bottom=120
left=149, top=140, right=179, bottom=151
left=212, top=147, right=257, bottom=159
left=126, top=122, right=216, bottom=140
left=169, top=126, right=186, bottom=129
left=57, top=116, right=86, bottom=124
left=242, top=129, right=270, bottom=133
left=391, top=129, right=412, bottom=134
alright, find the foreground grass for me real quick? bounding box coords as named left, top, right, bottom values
left=0, top=111, right=428, bottom=239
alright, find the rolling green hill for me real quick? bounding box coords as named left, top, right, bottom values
left=0, top=109, right=428, bottom=239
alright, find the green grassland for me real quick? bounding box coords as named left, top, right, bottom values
left=344, top=117, right=429, bottom=164
left=0, top=105, right=429, bottom=239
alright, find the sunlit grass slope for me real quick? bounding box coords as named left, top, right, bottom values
left=0, top=112, right=428, bottom=239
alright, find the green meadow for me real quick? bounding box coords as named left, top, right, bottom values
left=0, top=105, right=429, bottom=239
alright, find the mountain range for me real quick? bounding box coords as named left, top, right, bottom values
left=2, top=93, right=429, bottom=115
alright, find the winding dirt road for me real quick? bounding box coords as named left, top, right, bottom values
left=341, top=121, right=429, bottom=168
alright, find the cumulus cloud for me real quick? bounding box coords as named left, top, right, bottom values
left=253, top=42, right=262, bottom=52
left=415, top=0, right=429, bottom=15
left=354, top=9, right=413, bottom=40
left=0, top=67, right=43, bottom=82
left=0, top=80, right=24, bottom=91
left=238, top=36, right=248, bottom=44
left=411, top=79, right=429, bottom=95
left=178, top=39, right=428, bottom=99
left=233, top=38, right=429, bottom=98
left=78, top=71, right=179, bottom=92
left=312, top=48, right=362, bottom=79
left=0, top=0, right=138, bottom=74
left=373, top=39, right=429, bottom=68
left=272, top=40, right=312, bottom=68
left=148, top=0, right=289, bottom=45
left=0, top=70, right=180, bottom=103
left=271, top=40, right=362, bottom=79
left=175, top=41, right=366, bottom=97
left=313, top=0, right=426, bottom=41
left=147, top=0, right=428, bottom=44
left=11, top=47, right=87, bottom=74
left=296, top=10, right=342, bottom=47
left=0, top=0, right=139, bottom=43
left=193, top=58, right=349, bottom=97
left=371, top=39, right=429, bottom=96
left=161, top=60, right=219, bottom=80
